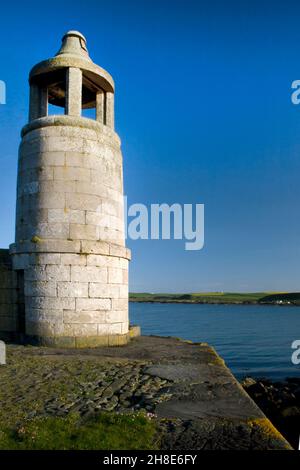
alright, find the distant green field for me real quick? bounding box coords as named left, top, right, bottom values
left=129, top=292, right=300, bottom=305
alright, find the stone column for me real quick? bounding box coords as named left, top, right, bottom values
left=29, top=84, right=39, bottom=121
left=96, top=90, right=105, bottom=124
left=105, top=91, right=114, bottom=129
left=66, top=67, right=82, bottom=116
left=29, top=84, right=48, bottom=121
left=39, top=87, right=48, bottom=117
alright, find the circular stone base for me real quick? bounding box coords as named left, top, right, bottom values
left=24, top=326, right=141, bottom=348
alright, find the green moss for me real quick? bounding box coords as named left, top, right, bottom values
left=31, top=235, right=43, bottom=244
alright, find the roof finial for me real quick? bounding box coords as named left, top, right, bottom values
left=56, top=30, right=91, bottom=61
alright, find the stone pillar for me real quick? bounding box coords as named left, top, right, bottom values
left=40, top=87, right=48, bottom=117
left=96, top=90, right=105, bottom=124
left=66, top=67, right=82, bottom=116
left=29, top=84, right=48, bottom=121
left=29, top=84, right=39, bottom=121
left=106, top=92, right=114, bottom=129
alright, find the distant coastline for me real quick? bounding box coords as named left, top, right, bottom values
left=129, top=292, right=300, bottom=306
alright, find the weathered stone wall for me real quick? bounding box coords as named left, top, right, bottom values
left=11, top=117, right=130, bottom=347
left=0, top=249, right=18, bottom=340
left=11, top=247, right=129, bottom=347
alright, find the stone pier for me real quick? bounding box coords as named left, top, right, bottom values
left=0, top=336, right=292, bottom=450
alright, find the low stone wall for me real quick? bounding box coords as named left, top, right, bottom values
left=0, top=249, right=18, bottom=341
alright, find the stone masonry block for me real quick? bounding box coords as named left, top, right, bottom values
left=85, top=211, right=105, bottom=226
left=60, top=254, right=87, bottom=266
left=29, top=253, right=61, bottom=265
left=75, top=335, right=109, bottom=347
left=25, top=280, right=57, bottom=298
left=86, top=254, right=109, bottom=267
left=109, top=244, right=129, bottom=258
left=65, top=152, right=86, bottom=168
left=48, top=209, right=85, bottom=224
left=80, top=240, right=110, bottom=255
left=119, top=285, right=129, bottom=299
left=98, top=227, right=124, bottom=244
left=108, top=267, right=123, bottom=284
left=64, top=323, right=98, bottom=337
left=88, top=283, right=120, bottom=298
left=97, top=323, right=111, bottom=336
left=41, top=137, right=85, bottom=153
left=24, top=265, right=47, bottom=281
left=53, top=166, right=90, bottom=182
left=106, top=311, right=128, bottom=323
left=69, top=224, right=98, bottom=241
left=76, top=182, right=108, bottom=198
left=121, top=321, right=129, bottom=334
left=65, top=193, right=101, bottom=211
left=75, top=298, right=111, bottom=311
left=36, top=222, right=70, bottom=240
left=46, top=265, right=71, bottom=282
left=27, top=296, right=75, bottom=310
left=34, top=191, right=66, bottom=210
left=26, top=308, right=63, bottom=322
left=101, top=199, right=122, bottom=218
left=15, top=240, right=80, bottom=254
left=57, top=282, right=88, bottom=298
left=18, top=167, right=53, bottom=185
left=122, top=269, right=128, bottom=284
left=25, top=150, right=65, bottom=167
left=63, top=310, right=106, bottom=324
left=71, top=266, right=107, bottom=283
left=86, top=255, right=127, bottom=268
left=108, top=334, right=128, bottom=346
left=40, top=180, right=76, bottom=194
left=26, top=320, right=63, bottom=337
left=111, top=298, right=128, bottom=311
left=108, top=323, right=123, bottom=335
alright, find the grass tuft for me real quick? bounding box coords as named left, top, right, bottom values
left=0, top=412, right=159, bottom=450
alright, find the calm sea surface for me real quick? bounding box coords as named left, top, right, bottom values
left=130, top=302, right=300, bottom=380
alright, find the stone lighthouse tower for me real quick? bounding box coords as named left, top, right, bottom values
left=9, top=31, right=136, bottom=347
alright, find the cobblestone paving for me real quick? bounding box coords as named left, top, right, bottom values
left=0, top=346, right=174, bottom=423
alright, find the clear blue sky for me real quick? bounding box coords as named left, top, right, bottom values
left=1, top=0, right=300, bottom=292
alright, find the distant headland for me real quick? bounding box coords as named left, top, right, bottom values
left=129, top=292, right=300, bottom=306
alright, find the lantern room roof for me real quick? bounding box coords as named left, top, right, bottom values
left=29, top=31, right=114, bottom=109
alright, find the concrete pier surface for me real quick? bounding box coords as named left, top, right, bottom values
left=0, top=336, right=292, bottom=450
